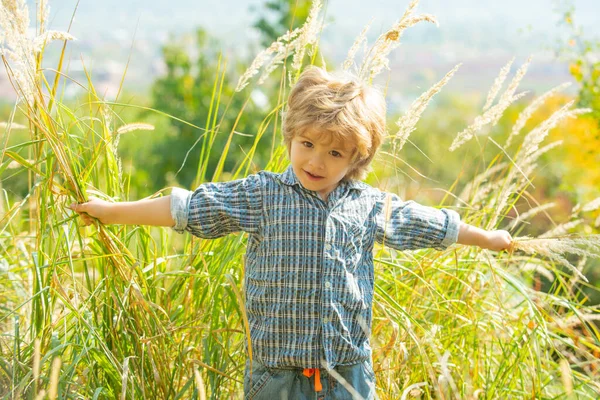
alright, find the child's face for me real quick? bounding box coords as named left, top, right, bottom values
left=290, top=129, right=355, bottom=201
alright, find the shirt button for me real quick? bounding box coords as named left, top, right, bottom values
left=325, top=244, right=332, bottom=251
left=323, top=317, right=329, bottom=324
left=325, top=281, right=332, bottom=289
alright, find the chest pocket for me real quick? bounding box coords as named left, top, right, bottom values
left=342, top=218, right=371, bottom=275
left=333, top=195, right=374, bottom=256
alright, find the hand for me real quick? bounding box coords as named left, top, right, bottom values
left=484, top=230, right=513, bottom=252
left=69, top=197, right=115, bottom=226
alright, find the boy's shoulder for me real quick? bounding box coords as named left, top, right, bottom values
left=243, top=168, right=292, bottom=187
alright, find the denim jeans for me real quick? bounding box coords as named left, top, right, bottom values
left=243, top=358, right=377, bottom=400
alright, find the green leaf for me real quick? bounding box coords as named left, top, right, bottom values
left=4, top=151, right=45, bottom=176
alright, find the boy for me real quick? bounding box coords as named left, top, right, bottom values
left=70, top=66, right=512, bottom=399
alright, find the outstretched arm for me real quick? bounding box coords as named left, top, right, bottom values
left=70, top=196, right=175, bottom=227
left=457, top=222, right=512, bottom=251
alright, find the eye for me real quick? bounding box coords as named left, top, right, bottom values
left=330, top=150, right=342, bottom=158
left=302, top=141, right=313, bottom=148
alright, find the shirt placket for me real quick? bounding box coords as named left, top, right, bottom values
left=319, top=187, right=345, bottom=370
left=321, top=213, right=336, bottom=369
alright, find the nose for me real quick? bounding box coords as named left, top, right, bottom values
left=308, top=153, right=325, bottom=169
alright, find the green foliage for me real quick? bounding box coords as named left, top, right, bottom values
left=146, top=29, right=270, bottom=190
left=251, top=0, right=313, bottom=47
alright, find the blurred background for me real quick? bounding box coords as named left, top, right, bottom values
left=1, top=0, right=597, bottom=99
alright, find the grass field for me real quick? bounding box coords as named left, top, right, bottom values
left=1, top=0, right=599, bottom=398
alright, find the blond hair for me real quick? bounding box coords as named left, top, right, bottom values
left=282, top=66, right=387, bottom=180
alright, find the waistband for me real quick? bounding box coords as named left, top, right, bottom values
left=257, top=361, right=368, bottom=393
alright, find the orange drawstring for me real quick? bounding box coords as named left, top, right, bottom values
left=303, top=368, right=322, bottom=392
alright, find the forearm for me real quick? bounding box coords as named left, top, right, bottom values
left=110, top=196, right=175, bottom=227
left=456, top=222, right=490, bottom=248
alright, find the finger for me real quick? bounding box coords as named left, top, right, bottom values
left=70, top=202, right=88, bottom=212
left=507, top=241, right=515, bottom=255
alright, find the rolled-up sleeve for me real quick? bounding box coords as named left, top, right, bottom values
left=169, top=173, right=263, bottom=238
left=374, top=192, right=460, bottom=251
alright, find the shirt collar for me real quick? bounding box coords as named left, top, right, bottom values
left=276, top=165, right=368, bottom=192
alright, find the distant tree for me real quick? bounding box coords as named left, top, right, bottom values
left=147, top=28, right=268, bottom=189
left=250, top=0, right=313, bottom=47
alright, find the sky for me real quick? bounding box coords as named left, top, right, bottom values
left=46, top=0, right=600, bottom=47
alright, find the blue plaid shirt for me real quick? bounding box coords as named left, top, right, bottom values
left=170, top=166, right=460, bottom=369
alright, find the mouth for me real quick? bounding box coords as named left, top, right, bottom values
left=304, top=170, right=324, bottom=181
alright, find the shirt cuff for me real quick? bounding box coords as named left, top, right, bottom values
left=439, top=209, right=461, bottom=249
left=170, top=187, right=192, bottom=234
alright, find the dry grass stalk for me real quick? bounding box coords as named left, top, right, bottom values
left=401, top=382, right=427, bottom=400
left=359, top=0, right=438, bottom=81
left=505, top=82, right=571, bottom=147
left=34, top=390, right=46, bottom=400
left=32, top=30, right=75, bottom=53
left=193, top=366, right=207, bottom=400
left=539, top=219, right=583, bottom=239
left=567, top=256, right=588, bottom=293
left=235, top=28, right=301, bottom=92
left=449, top=91, right=528, bottom=152
left=258, top=43, right=289, bottom=85
left=7, top=159, right=32, bottom=169
left=495, top=56, right=532, bottom=112
left=290, top=0, right=323, bottom=72
left=520, top=140, right=563, bottom=177
left=471, top=182, right=493, bottom=206
left=116, top=123, right=155, bottom=135
left=235, top=0, right=323, bottom=91
left=483, top=57, right=514, bottom=111
left=509, top=202, right=556, bottom=230
left=342, top=19, right=373, bottom=72
left=33, top=338, right=41, bottom=387
left=0, top=0, right=36, bottom=105
left=487, top=180, right=518, bottom=229
left=120, top=356, right=132, bottom=400
left=515, top=101, right=590, bottom=166
left=0, top=0, right=29, bottom=37
left=520, top=262, right=555, bottom=281
left=393, top=63, right=461, bottom=152
left=48, top=357, right=62, bottom=400
left=450, top=58, right=533, bottom=152
left=458, top=162, right=507, bottom=202
left=37, top=0, right=49, bottom=33
left=581, top=197, right=600, bottom=213
left=511, top=235, right=600, bottom=282
left=560, top=313, right=600, bottom=328
left=559, top=359, right=573, bottom=396
left=0, top=121, right=26, bottom=129
left=571, top=203, right=582, bottom=214
left=321, top=363, right=364, bottom=399
left=320, top=50, right=327, bottom=71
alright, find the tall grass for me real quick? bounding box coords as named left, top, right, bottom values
left=1, top=0, right=599, bottom=399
